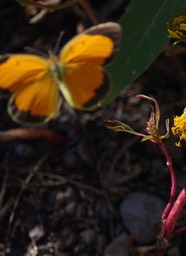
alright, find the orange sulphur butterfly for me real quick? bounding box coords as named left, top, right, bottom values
left=0, top=22, right=121, bottom=125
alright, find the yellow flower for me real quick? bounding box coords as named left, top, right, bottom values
left=172, top=108, right=186, bottom=147
left=167, top=12, right=186, bottom=41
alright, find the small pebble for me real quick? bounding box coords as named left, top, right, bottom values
left=29, top=225, right=44, bottom=241
left=80, top=229, right=96, bottom=245
left=104, top=232, right=129, bottom=256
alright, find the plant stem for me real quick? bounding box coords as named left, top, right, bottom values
left=155, top=188, right=186, bottom=256
left=154, top=141, right=176, bottom=256
left=159, top=142, right=176, bottom=221
left=163, top=188, right=186, bottom=240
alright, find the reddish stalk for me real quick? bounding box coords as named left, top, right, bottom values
left=163, top=188, right=186, bottom=239
left=155, top=188, right=186, bottom=256
left=159, top=142, right=177, bottom=221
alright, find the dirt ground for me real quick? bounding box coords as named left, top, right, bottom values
left=1, top=1, right=186, bottom=256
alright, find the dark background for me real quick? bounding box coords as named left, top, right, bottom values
left=0, top=1, right=186, bottom=255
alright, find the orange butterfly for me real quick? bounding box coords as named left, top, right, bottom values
left=0, top=22, right=121, bottom=125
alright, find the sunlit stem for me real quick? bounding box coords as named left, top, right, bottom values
left=164, top=188, right=186, bottom=238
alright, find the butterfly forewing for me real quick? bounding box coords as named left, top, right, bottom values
left=60, top=22, right=121, bottom=67
left=0, top=54, right=50, bottom=95
left=58, top=22, right=122, bottom=109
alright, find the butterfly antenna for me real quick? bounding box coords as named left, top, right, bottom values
left=54, top=31, right=65, bottom=55
left=24, top=46, right=48, bottom=58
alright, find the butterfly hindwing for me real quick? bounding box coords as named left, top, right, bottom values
left=8, top=73, right=59, bottom=125
left=59, top=66, right=109, bottom=109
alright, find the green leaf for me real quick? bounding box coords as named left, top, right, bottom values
left=160, top=119, right=170, bottom=139
left=106, top=119, right=144, bottom=137
left=103, top=0, right=185, bottom=104
left=141, top=135, right=153, bottom=142
left=106, top=119, right=137, bottom=133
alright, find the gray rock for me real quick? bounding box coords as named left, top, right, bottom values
left=120, top=191, right=165, bottom=244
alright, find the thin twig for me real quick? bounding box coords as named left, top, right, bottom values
left=78, top=0, right=99, bottom=25
left=38, top=172, right=104, bottom=195
left=107, top=136, right=140, bottom=185
left=4, top=154, right=49, bottom=252
left=0, top=166, right=9, bottom=211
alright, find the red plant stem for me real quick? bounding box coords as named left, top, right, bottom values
left=155, top=189, right=186, bottom=256
left=174, top=224, right=186, bottom=235
left=159, top=142, right=176, bottom=221
left=163, top=188, right=186, bottom=240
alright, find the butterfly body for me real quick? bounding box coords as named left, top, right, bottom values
left=48, top=55, right=64, bottom=84
left=0, top=22, right=121, bottom=125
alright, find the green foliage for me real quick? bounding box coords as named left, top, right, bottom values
left=103, top=0, right=186, bottom=104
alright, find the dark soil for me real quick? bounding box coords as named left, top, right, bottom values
left=1, top=1, right=186, bottom=256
